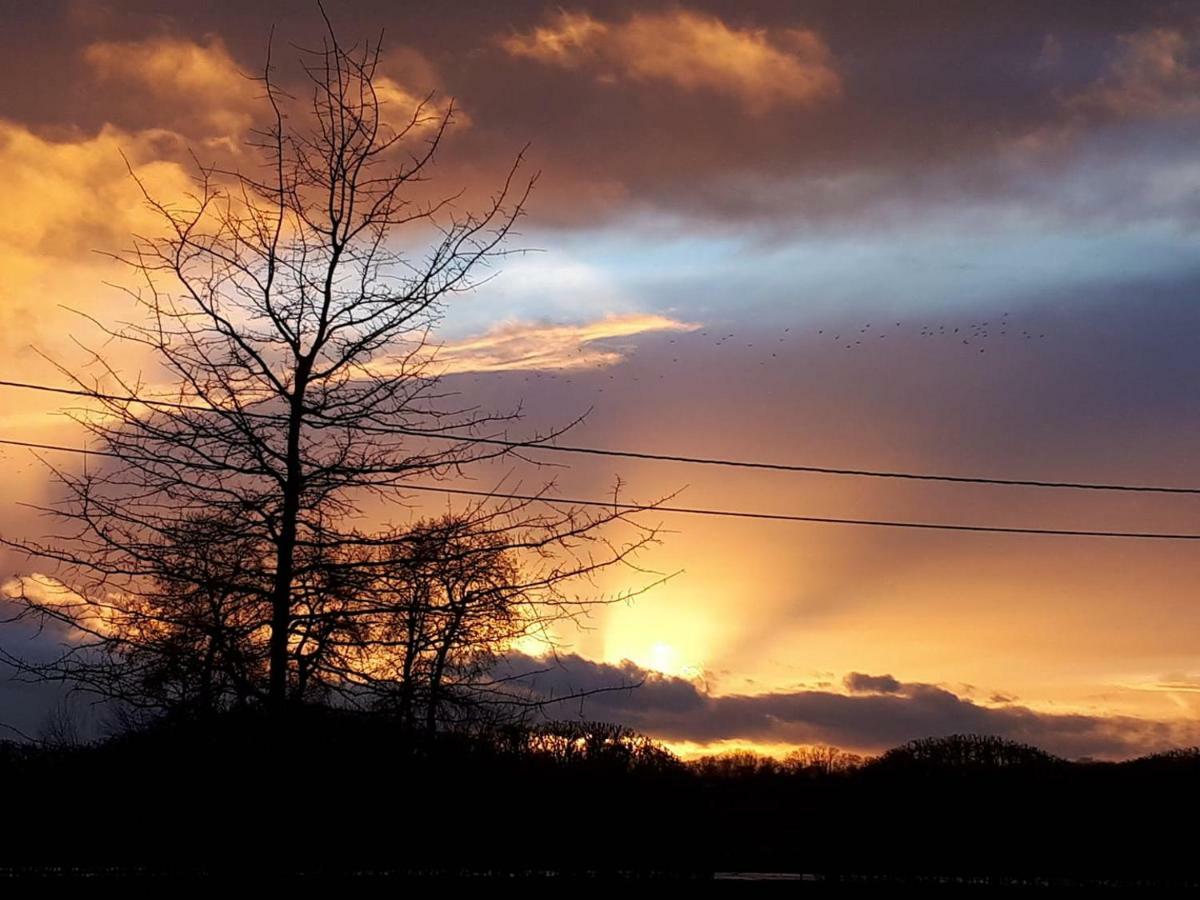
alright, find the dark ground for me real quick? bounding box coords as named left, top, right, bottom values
left=1, top=710, right=1196, bottom=884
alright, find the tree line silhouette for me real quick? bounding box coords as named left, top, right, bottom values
left=1, top=720, right=1197, bottom=881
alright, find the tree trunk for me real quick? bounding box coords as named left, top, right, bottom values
left=426, top=593, right=466, bottom=738
left=268, top=365, right=310, bottom=711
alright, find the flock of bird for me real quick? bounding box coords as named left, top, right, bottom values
left=817, top=311, right=1046, bottom=353
left=1, top=314, right=1053, bottom=472
left=461, top=314, right=1051, bottom=393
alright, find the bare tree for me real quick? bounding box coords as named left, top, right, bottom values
left=3, top=12, right=666, bottom=726
left=37, top=700, right=84, bottom=750
left=72, top=511, right=272, bottom=716
left=783, top=745, right=865, bottom=776
left=522, top=720, right=681, bottom=773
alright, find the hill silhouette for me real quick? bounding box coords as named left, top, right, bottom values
left=1, top=711, right=1196, bottom=882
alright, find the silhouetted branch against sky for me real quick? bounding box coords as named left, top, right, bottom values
left=1, top=6, right=669, bottom=727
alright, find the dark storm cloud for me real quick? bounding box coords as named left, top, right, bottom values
left=0, top=598, right=84, bottom=740
left=844, top=672, right=902, bottom=694
left=3, top=1, right=1200, bottom=228
left=500, top=652, right=1200, bottom=760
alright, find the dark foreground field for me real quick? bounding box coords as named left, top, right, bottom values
left=2, top=710, right=1196, bottom=883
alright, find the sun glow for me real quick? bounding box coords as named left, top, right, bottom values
left=601, top=592, right=715, bottom=678
left=646, top=641, right=680, bottom=675
left=612, top=639, right=701, bottom=678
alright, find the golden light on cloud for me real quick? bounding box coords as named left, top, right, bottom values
left=83, top=36, right=256, bottom=143
left=1, top=573, right=115, bottom=640
left=0, top=120, right=196, bottom=451
left=501, top=11, right=608, bottom=64
left=433, top=313, right=698, bottom=373
left=644, top=642, right=684, bottom=677
left=374, top=75, right=462, bottom=132
left=0, top=122, right=190, bottom=259
left=501, top=9, right=841, bottom=113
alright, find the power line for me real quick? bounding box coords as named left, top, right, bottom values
left=0, top=438, right=118, bottom=458
left=2, top=436, right=1198, bottom=541
left=2, top=378, right=1198, bottom=496
left=399, top=485, right=1200, bottom=541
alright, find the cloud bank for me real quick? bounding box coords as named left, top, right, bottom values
left=501, top=9, right=841, bottom=114
left=501, top=652, right=1200, bottom=761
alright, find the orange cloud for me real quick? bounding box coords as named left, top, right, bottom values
left=0, top=121, right=191, bottom=259
left=1, top=573, right=116, bottom=640
left=374, top=74, right=464, bottom=133
left=373, top=46, right=465, bottom=132
left=434, top=313, right=698, bottom=373
left=83, top=35, right=256, bottom=143
left=501, top=10, right=841, bottom=113
left=0, top=119, right=196, bottom=464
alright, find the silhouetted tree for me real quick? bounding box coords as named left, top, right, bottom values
left=872, top=734, right=1061, bottom=771
left=2, top=10, right=664, bottom=728
left=692, top=748, right=782, bottom=779
left=524, top=720, right=681, bottom=773
left=783, top=744, right=865, bottom=776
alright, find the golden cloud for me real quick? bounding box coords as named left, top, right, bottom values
left=434, top=313, right=698, bottom=373
left=503, top=10, right=609, bottom=65
left=0, top=121, right=191, bottom=259
left=1, top=573, right=116, bottom=640
left=371, top=46, right=465, bottom=132
left=0, top=119, right=196, bottom=455
left=374, top=74, right=464, bottom=133
left=501, top=9, right=841, bottom=113
left=83, top=35, right=256, bottom=143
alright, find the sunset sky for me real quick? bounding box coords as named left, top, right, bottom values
left=4, top=0, right=1200, bottom=758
